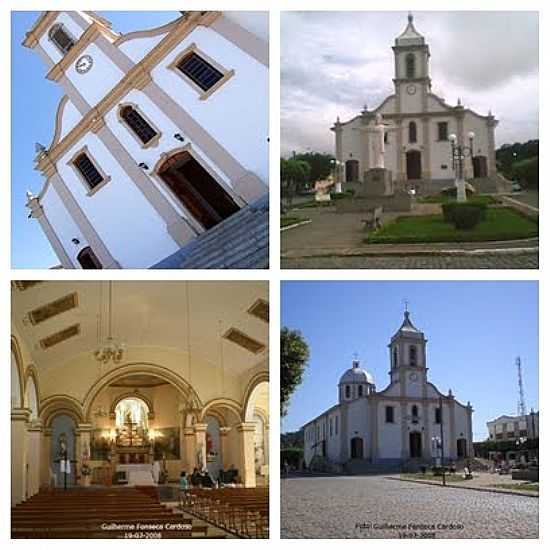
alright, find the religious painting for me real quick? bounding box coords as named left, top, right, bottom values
left=206, top=431, right=218, bottom=462
left=153, top=427, right=180, bottom=460
left=90, top=430, right=111, bottom=461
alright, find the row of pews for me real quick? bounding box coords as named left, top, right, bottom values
left=12, top=487, right=225, bottom=539
left=181, top=487, right=269, bottom=538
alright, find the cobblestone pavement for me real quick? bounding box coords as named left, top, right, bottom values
left=281, top=476, right=538, bottom=538
left=282, top=252, right=538, bottom=269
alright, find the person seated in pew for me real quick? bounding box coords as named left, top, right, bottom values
left=190, top=467, right=202, bottom=487
left=200, top=468, right=215, bottom=488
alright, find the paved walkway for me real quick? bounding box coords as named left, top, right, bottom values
left=281, top=475, right=538, bottom=538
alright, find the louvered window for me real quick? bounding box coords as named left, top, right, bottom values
left=177, top=52, right=224, bottom=92
left=49, top=24, right=75, bottom=54
left=74, top=153, right=104, bottom=189
left=120, top=106, right=157, bottom=144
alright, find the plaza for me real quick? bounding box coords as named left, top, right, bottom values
left=281, top=475, right=538, bottom=539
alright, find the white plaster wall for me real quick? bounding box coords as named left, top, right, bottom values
left=377, top=401, right=401, bottom=459
left=402, top=117, right=424, bottom=148
left=427, top=95, right=450, bottom=113
left=400, top=86, right=423, bottom=113
left=341, top=120, right=363, bottom=176
left=42, top=183, right=89, bottom=266
left=430, top=116, right=458, bottom=179
left=118, top=33, right=169, bottom=64
left=426, top=402, right=454, bottom=458
left=38, top=12, right=86, bottom=66
left=105, top=88, right=232, bottom=221
left=380, top=383, right=400, bottom=397
left=59, top=99, right=81, bottom=141
left=326, top=411, right=340, bottom=462
left=11, top=351, right=21, bottom=409
left=224, top=12, right=269, bottom=42
left=347, top=399, right=369, bottom=458
left=56, top=132, right=180, bottom=268
left=64, top=43, right=125, bottom=107
left=377, top=96, right=397, bottom=115
left=151, top=26, right=269, bottom=184
left=454, top=405, right=470, bottom=442
left=405, top=378, right=423, bottom=398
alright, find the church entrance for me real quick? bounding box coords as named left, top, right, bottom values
left=409, top=431, right=422, bottom=458
left=406, top=150, right=422, bottom=180
left=345, top=159, right=359, bottom=182
left=457, top=438, right=467, bottom=459
left=158, top=151, right=240, bottom=230
left=472, top=156, right=488, bottom=178
left=350, top=436, right=364, bottom=459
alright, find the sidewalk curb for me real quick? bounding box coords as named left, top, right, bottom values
left=385, top=476, right=539, bottom=498
left=281, top=220, right=312, bottom=232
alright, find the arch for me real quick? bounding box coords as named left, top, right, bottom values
left=411, top=404, right=419, bottom=418
left=82, top=362, right=202, bottom=423
left=200, top=398, right=242, bottom=426
left=109, top=390, right=155, bottom=419
left=406, top=149, right=422, bottom=180
left=392, top=346, right=398, bottom=369
left=118, top=103, right=160, bottom=146
left=77, top=246, right=102, bottom=269
left=24, top=366, right=40, bottom=420
left=350, top=436, right=364, bottom=459
left=345, top=159, right=359, bottom=182
left=409, top=431, right=422, bottom=458
left=408, top=121, right=417, bottom=143
left=405, top=53, right=416, bottom=79
left=152, top=146, right=241, bottom=231
left=410, top=345, right=417, bottom=366
left=48, top=23, right=75, bottom=55
left=11, top=336, right=25, bottom=409
left=40, top=396, right=84, bottom=428
left=243, top=371, right=269, bottom=422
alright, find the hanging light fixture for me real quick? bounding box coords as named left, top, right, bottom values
left=94, top=281, right=125, bottom=364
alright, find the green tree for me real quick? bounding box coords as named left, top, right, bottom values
left=294, top=152, right=334, bottom=184
left=280, top=159, right=311, bottom=208
left=280, top=327, right=309, bottom=417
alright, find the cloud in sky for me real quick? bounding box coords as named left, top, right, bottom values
left=281, top=11, right=539, bottom=157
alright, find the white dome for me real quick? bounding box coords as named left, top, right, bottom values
left=339, top=361, right=375, bottom=385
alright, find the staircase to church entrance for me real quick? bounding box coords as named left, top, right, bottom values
left=344, top=459, right=401, bottom=475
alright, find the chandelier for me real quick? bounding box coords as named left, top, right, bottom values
left=94, top=281, right=125, bottom=364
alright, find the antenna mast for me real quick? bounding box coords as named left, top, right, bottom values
left=516, top=356, right=526, bottom=417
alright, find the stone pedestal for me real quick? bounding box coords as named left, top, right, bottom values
left=361, top=168, right=393, bottom=197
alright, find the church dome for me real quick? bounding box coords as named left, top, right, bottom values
left=339, top=360, right=375, bottom=385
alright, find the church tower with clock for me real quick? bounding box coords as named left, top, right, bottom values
left=332, top=13, right=500, bottom=189
left=22, top=11, right=269, bottom=269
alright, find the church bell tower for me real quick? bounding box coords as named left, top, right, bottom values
left=392, top=13, right=431, bottom=112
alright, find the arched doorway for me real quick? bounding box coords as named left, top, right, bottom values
left=457, top=438, right=467, bottom=459
left=406, top=150, right=422, bottom=180
left=350, top=436, right=364, bottom=459
left=472, top=156, right=488, bottom=178
left=50, top=414, right=77, bottom=488
left=409, top=431, right=422, bottom=458
left=345, top=159, right=359, bottom=182
left=157, top=150, right=240, bottom=230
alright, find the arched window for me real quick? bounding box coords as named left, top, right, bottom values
left=358, top=385, right=363, bottom=397
left=48, top=24, right=75, bottom=55
left=176, top=51, right=224, bottom=92
left=412, top=405, right=419, bottom=421
left=410, top=345, right=417, bottom=366
left=77, top=247, right=102, bottom=269
left=120, top=105, right=158, bottom=145
left=393, top=347, right=398, bottom=369
left=345, top=385, right=351, bottom=399
left=409, top=121, right=417, bottom=143
left=406, top=53, right=416, bottom=79
left=74, top=153, right=104, bottom=190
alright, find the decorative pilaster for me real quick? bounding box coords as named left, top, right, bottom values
left=422, top=116, right=431, bottom=179
left=194, top=423, right=208, bottom=471
left=219, top=426, right=232, bottom=469
left=487, top=116, right=498, bottom=176
left=395, top=118, right=404, bottom=181
left=448, top=397, right=456, bottom=460
left=236, top=422, right=257, bottom=488
left=40, top=428, right=53, bottom=488
left=26, top=420, right=43, bottom=498
left=75, top=423, right=93, bottom=486
left=182, top=427, right=196, bottom=473
left=11, top=408, right=31, bottom=506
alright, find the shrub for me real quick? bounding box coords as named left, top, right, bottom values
left=511, top=156, right=538, bottom=189
left=442, top=203, right=485, bottom=229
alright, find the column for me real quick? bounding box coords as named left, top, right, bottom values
left=400, top=402, right=408, bottom=460
left=194, top=423, right=208, bottom=470
left=48, top=170, right=121, bottom=268
left=395, top=118, right=404, bottom=181
left=449, top=400, right=456, bottom=460
left=219, top=427, right=232, bottom=469
left=142, top=80, right=267, bottom=202
left=40, top=428, right=53, bottom=488
left=422, top=116, right=431, bottom=179
left=182, top=428, right=195, bottom=473
left=236, top=422, right=256, bottom=488
left=27, top=196, right=75, bottom=268
left=75, top=423, right=93, bottom=486
left=93, top=121, right=196, bottom=247
left=334, top=120, right=343, bottom=192
left=12, top=408, right=30, bottom=505
left=369, top=400, right=378, bottom=462
left=26, top=421, right=43, bottom=497
left=339, top=403, right=348, bottom=463
left=487, top=117, right=498, bottom=176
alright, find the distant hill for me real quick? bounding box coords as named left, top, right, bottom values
left=496, top=140, right=538, bottom=189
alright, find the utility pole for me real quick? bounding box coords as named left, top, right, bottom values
left=516, top=357, right=526, bottom=417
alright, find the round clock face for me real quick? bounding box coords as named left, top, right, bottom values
left=406, top=84, right=417, bottom=95
left=409, top=372, right=418, bottom=382
left=75, top=54, right=93, bottom=74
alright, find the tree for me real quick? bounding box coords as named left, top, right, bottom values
left=293, top=152, right=334, bottom=184
left=280, top=327, right=309, bottom=417
left=280, top=159, right=311, bottom=208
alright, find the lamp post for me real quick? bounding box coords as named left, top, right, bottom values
left=449, top=131, right=475, bottom=203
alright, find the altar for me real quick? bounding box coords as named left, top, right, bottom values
left=116, top=464, right=155, bottom=486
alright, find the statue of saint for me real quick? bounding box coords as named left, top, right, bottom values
left=368, top=113, right=398, bottom=170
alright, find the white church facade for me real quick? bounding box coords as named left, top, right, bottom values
left=332, top=14, right=498, bottom=186
left=23, top=11, right=268, bottom=269
left=303, top=310, right=473, bottom=469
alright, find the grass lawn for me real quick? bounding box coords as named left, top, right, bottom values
left=366, top=207, right=538, bottom=244
left=281, top=216, right=309, bottom=228
left=401, top=473, right=467, bottom=483
left=418, top=194, right=497, bottom=205
left=490, top=482, right=539, bottom=492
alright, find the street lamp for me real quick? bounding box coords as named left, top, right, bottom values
left=449, top=131, right=475, bottom=203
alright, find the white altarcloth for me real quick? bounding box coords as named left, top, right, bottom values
left=59, top=459, right=71, bottom=474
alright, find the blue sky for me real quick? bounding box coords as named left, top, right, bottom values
left=11, top=11, right=180, bottom=269
left=281, top=281, right=539, bottom=442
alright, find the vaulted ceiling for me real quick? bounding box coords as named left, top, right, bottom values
left=12, top=281, right=269, bottom=377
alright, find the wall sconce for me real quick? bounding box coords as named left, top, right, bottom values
left=174, top=133, right=185, bottom=142
left=138, top=162, right=149, bottom=170
left=71, top=238, right=80, bottom=245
